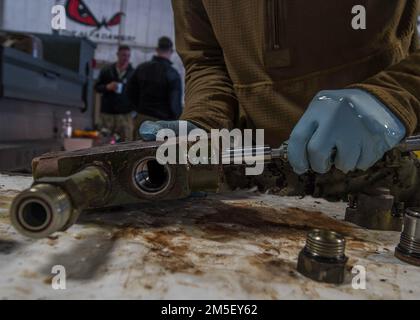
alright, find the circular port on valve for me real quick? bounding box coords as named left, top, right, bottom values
left=18, top=199, right=52, bottom=232
left=132, top=157, right=172, bottom=196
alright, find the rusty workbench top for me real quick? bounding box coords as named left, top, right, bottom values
left=0, top=173, right=419, bottom=300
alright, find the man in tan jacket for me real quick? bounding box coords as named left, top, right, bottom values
left=140, top=0, right=420, bottom=175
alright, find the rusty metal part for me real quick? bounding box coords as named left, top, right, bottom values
left=32, top=140, right=221, bottom=203
left=223, top=138, right=420, bottom=212
left=10, top=140, right=222, bottom=238
left=345, top=187, right=403, bottom=231
left=395, top=208, right=420, bottom=267
left=10, top=166, right=109, bottom=238
left=10, top=184, right=73, bottom=239
left=297, top=230, right=348, bottom=284
left=9, top=135, right=420, bottom=239
left=310, top=149, right=420, bottom=208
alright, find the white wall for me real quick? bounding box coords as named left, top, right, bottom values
left=2, top=0, right=55, bottom=34
left=0, top=0, right=183, bottom=76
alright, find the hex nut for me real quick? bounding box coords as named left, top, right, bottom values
left=297, top=249, right=348, bottom=284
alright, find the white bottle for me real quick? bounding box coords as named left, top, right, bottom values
left=62, top=111, right=73, bottom=138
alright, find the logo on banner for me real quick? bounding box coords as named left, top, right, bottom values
left=58, top=0, right=135, bottom=41
left=65, top=0, right=124, bottom=31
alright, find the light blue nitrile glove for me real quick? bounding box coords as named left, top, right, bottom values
left=288, top=89, right=406, bottom=175
left=140, top=120, right=198, bottom=141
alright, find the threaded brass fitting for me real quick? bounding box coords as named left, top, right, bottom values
left=297, top=230, right=348, bottom=284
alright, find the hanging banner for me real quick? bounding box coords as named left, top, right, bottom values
left=61, top=0, right=136, bottom=42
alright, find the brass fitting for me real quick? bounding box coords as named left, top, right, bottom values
left=10, top=166, right=110, bottom=239
left=297, top=230, right=348, bottom=284
left=10, top=184, right=74, bottom=239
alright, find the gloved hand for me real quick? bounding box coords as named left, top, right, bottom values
left=288, top=89, right=406, bottom=175
left=139, top=120, right=198, bottom=141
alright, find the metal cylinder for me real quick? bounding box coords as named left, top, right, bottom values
left=222, top=146, right=273, bottom=164
left=305, top=230, right=346, bottom=259
left=395, top=208, right=420, bottom=266
left=10, top=184, right=73, bottom=239
left=400, top=137, right=420, bottom=152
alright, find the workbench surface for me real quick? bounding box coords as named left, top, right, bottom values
left=0, top=173, right=419, bottom=300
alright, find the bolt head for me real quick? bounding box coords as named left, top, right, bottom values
left=297, top=249, right=348, bottom=284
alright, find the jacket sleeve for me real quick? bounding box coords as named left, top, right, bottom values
left=172, top=0, right=238, bottom=131
left=168, top=70, right=183, bottom=119
left=126, top=68, right=140, bottom=108
left=95, top=67, right=108, bottom=94
left=350, top=27, right=420, bottom=135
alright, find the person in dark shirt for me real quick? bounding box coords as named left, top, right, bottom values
left=95, top=45, right=135, bottom=141
left=126, top=37, right=183, bottom=139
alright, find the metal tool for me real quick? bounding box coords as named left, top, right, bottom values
left=398, top=136, right=420, bottom=153
left=222, top=144, right=288, bottom=164
left=395, top=208, right=420, bottom=267
left=222, top=136, right=420, bottom=165
left=297, top=229, right=348, bottom=284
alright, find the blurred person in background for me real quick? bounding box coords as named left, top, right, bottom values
left=127, top=36, right=183, bottom=140
left=95, top=45, right=135, bottom=141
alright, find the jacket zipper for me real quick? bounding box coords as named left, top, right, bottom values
left=267, top=0, right=286, bottom=50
